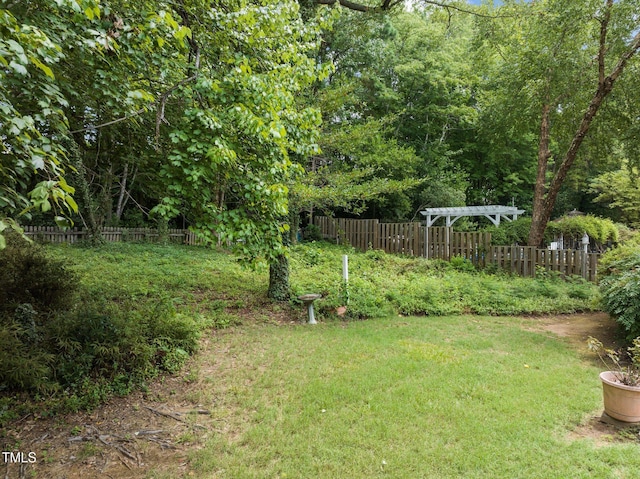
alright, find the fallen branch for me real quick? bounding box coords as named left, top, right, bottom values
left=144, top=406, right=185, bottom=422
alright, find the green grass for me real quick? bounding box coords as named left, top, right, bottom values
left=185, top=317, right=639, bottom=479
left=48, top=240, right=599, bottom=321
left=0, top=240, right=599, bottom=418
left=289, top=242, right=599, bottom=318
left=4, top=241, right=631, bottom=476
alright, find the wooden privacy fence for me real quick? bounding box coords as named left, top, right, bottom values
left=313, top=216, right=600, bottom=281
left=23, top=226, right=203, bottom=245
left=313, top=216, right=491, bottom=263
left=489, top=246, right=599, bottom=282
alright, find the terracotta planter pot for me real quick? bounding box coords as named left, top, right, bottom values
left=600, top=371, right=640, bottom=423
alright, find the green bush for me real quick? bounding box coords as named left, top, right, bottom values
left=46, top=298, right=199, bottom=389
left=545, top=215, right=619, bottom=247
left=0, top=236, right=202, bottom=413
left=482, top=218, right=532, bottom=246
left=599, top=245, right=640, bottom=340
left=483, top=215, right=620, bottom=248
left=449, top=254, right=476, bottom=272
left=303, top=224, right=323, bottom=242
left=0, top=231, right=79, bottom=315
left=289, top=242, right=598, bottom=319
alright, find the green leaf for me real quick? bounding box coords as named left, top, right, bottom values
left=30, top=57, right=55, bottom=79
left=54, top=216, right=72, bottom=229
left=9, top=60, right=28, bottom=75
left=58, top=177, right=75, bottom=194
left=65, top=195, right=78, bottom=213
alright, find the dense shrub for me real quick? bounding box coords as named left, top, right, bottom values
left=47, top=298, right=199, bottom=389
left=289, top=242, right=598, bottom=319
left=546, top=215, right=619, bottom=249
left=483, top=215, right=619, bottom=248
left=303, top=224, right=323, bottom=242
left=0, top=237, right=202, bottom=415
left=0, top=233, right=78, bottom=394
left=483, top=218, right=532, bottom=246
left=1, top=295, right=200, bottom=414
left=0, top=231, right=79, bottom=315
left=599, top=244, right=640, bottom=340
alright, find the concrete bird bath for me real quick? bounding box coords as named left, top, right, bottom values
left=298, top=294, right=322, bottom=324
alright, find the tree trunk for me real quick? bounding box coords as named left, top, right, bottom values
left=289, top=209, right=300, bottom=245
left=115, top=162, right=129, bottom=223
left=269, top=217, right=292, bottom=301
left=527, top=4, right=640, bottom=246
left=268, top=253, right=290, bottom=301
left=528, top=103, right=552, bottom=247
left=67, top=138, right=103, bottom=246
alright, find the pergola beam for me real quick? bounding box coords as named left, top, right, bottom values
left=421, top=205, right=525, bottom=258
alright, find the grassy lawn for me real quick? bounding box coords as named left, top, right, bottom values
left=184, top=317, right=639, bottom=479
left=6, top=241, right=633, bottom=477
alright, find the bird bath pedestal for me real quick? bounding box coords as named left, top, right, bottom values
left=298, top=294, right=322, bottom=324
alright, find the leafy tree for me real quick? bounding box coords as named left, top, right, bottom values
left=476, top=0, right=640, bottom=246
left=590, top=160, right=640, bottom=227
left=0, top=1, right=101, bottom=246
left=310, top=8, right=478, bottom=221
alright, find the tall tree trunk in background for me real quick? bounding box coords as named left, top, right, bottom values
left=528, top=103, right=552, bottom=247
left=115, top=162, right=131, bottom=223
left=67, top=138, right=103, bottom=245
left=528, top=3, right=640, bottom=246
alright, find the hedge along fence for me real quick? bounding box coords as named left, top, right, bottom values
left=313, top=216, right=600, bottom=282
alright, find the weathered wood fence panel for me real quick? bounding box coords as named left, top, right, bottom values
left=313, top=216, right=600, bottom=281
left=23, top=226, right=205, bottom=245
left=314, top=217, right=491, bottom=265
left=378, top=222, right=422, bottom=256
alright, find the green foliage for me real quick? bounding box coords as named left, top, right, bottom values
left=48, top=298, right=199, bottom=386
left=0, top=1, right=93, bottom=237
left=589, top=161, right=640, bottom=227
left=546, top=215, right=619, bottom=247
left=0, top=230, right=78, bottom=315
left=449, top=254, right=475, bottom=272
left=482, top=218, right=532, bottom=246
left=0, top=240, right=206, bottom=415
left=310, top=10, right=474, bottom=220
left=484, top=216, right=619, bottom=248
left=302, top=224, right=322, bottom=242
left=599, top=245, right=640, bottom=340
left=295, top=117, right=425, bottom=220
left=152, top=0, right=334, bottom=266
left=599, top=236, right=640, bottom=275
left=289, top=242, right=597, bottom=319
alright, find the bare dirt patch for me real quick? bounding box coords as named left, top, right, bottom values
left=524, top=312, right=622, bottom=349
left=527, top=312, right=640, bottom=445
left=1, top=354, right=221, bottom=479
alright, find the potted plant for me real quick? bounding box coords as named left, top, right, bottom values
left=587, top=336, right=640, bottom=422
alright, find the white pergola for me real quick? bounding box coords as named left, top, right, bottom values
left=420, top=205, right=525, bottom=258
left=420, top=205, right=525, bottom=228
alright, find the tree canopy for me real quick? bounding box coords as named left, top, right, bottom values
left=3, top=0, right=640, bottom=269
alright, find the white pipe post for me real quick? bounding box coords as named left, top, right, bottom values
left=342, top=255, right=349, bottom=282
left=342, top=255, right=349, bottom=305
